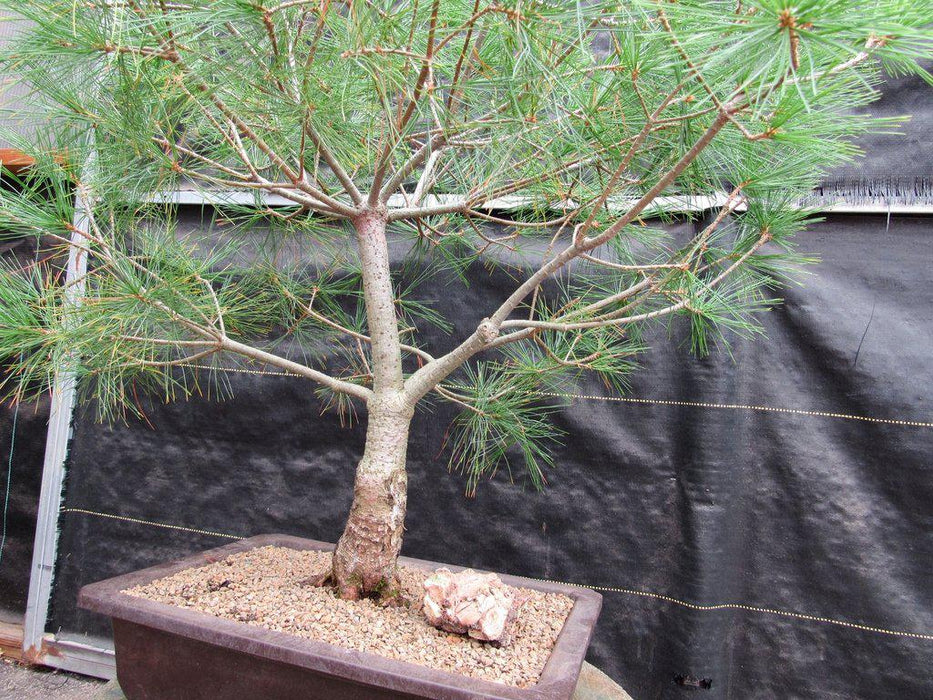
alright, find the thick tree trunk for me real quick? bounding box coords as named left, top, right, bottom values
left=331, top=207, right=412, bottom=599
left=332, top=394, right=412, bottom=599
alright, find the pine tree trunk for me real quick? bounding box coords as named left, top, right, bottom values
left=331, top=206, right=412, bottom=599
left=332, top=394, right=412, bottom=599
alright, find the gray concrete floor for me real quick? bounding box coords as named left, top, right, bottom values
left=0, top=658, right=105, bottom=700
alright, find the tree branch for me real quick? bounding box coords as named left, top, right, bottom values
left=379, top=133, right=446, bottom=203
left=304, top=122, right=364, bottom=205
left=498, top=231, right=772, bottom=332
left=99, top=41, right=359, bottom=218
left=369, top=0, right=441, bottom=206
left=67, top=189, right=372, bottom=402
left=221, top=337, right=373, bottom=401
left=402, top=104, right=736, bottom=403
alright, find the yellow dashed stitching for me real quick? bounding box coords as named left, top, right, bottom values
left=517, top=576, right=933, bottom=641
left=61, top=508, right=245, bottom=540
left=533, top=391, right=933, bottom=428
left=177, top=365, right=932, bottom=428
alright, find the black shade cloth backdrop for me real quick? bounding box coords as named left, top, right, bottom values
left=0, top=236, right=53, bottom=614
left=39, top=209, right=933, bottom=700
left=826, top=66, right=932, bottom=188
left=0, top=391, right=47, bottom=615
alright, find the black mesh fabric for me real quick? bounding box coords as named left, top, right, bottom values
left=43, top=210, right=933, bottom=699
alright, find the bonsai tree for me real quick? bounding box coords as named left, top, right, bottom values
left=0, top=1, right=928, bottom=600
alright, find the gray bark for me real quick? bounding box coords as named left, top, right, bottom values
left=331, top=208, right=412, bottom=599
left=332, top=392, right=412, bottom=599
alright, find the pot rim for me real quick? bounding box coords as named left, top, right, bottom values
left=78, top=534, right=602, bottom=700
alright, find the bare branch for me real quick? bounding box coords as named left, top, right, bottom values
left=304, top=122, right=364, bottom=205
left=197, top=275, right=225, bottom=336
left=379, top=133, right=446, bottom=203
left=387, top=197, right=468, bottom=221
left=498, top=231, right=772, bottom=333
left=411, top=148, right=444, bottom=205
left=221, top=337, right=373, bottom=401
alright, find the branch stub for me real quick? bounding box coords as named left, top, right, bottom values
left=477, top=318, right=500, bottom=344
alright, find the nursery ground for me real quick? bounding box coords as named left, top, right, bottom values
left=0, top=658, right=104, bottom=699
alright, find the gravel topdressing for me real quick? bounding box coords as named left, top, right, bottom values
left=123, top=546, right=574, bottom=688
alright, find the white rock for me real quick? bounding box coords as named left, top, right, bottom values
left=422, top=568, right=523, bottom=645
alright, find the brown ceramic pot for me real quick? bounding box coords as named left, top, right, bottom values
left=79, top=534, right=602, bottom=700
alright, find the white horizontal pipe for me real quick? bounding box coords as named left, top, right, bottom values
left=145, top=189, right=933, bottom=215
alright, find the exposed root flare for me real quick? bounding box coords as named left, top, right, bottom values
left=298, top=571, right=331, bottom=589
left=332, top=399, right=412, bottom=599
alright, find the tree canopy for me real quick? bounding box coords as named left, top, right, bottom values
left=0, top=0, right=929, bottom=492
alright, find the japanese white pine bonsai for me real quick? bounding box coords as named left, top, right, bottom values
left=0, top=1, right=928, bottom=600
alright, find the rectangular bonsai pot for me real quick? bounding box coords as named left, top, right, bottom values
left=79, top=534, right=602, bottom=700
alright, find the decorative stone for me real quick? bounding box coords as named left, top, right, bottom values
left=423, top=568, right=524, bottom=645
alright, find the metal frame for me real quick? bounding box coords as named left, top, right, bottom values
left=152, top=188, right=933, bottom=214
left=17, top=187, right=929, bottom=680
left=20, top=169, right=117, bottom=678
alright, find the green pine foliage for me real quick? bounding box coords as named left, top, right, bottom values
left=0, top=1, right=928, bottom=490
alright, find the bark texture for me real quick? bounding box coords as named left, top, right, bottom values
left=332, top=209, right=412, bottom=599
left=352, top=207, right=404, bottom=394
left=332, top=393, right=412, bottom=599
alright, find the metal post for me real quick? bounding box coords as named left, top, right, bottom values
left=22, top=167, right=92, bottom=661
